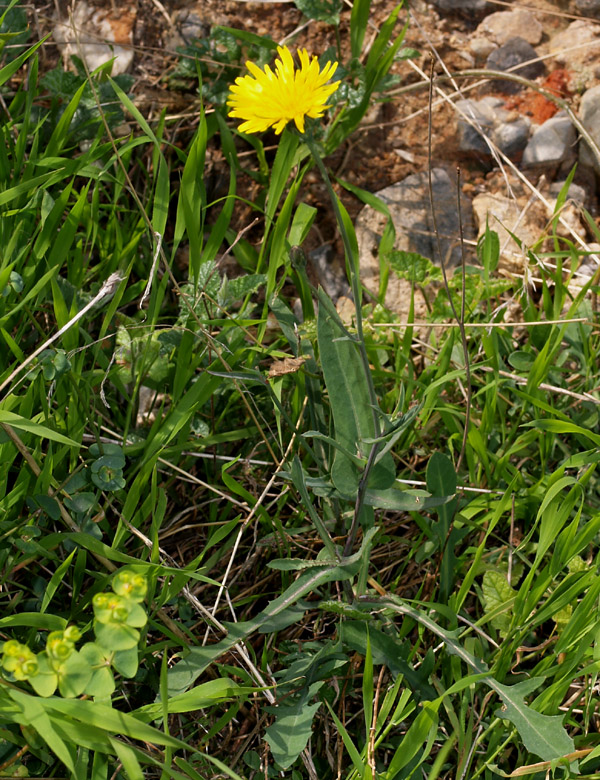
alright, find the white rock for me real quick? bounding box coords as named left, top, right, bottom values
left=471, top=192, right=546, bottom=276
left=53, top=1, right=135, bottom=75
left=477, top=10, right=543, bottom=46
left=579, top=84, right=600, bottom=174
left=549, top=20, right=600, bottom=74
left=469, top=37, right=497, bottom=59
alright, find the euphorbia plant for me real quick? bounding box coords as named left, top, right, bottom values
left=0, top=568, right=148, bottom=699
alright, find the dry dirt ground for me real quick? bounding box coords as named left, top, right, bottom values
left=31, top=0, right=600, bottom=282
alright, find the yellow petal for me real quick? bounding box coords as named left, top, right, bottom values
left=227, top=45, right=340, bottom=136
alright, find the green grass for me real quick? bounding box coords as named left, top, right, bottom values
left=0, top=1, right=600, bottom=778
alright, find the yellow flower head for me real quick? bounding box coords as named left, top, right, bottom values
left=227, top=45, right=340, bottom=135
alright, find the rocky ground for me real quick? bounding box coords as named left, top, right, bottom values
left=39, top=0, right=600, bottom=322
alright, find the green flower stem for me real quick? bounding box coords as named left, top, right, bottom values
left=303, top=133, right=383, bottom=556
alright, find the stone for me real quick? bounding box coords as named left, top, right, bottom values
left=477, top=10, right=543, bottom=46
left=521, top=112, right=576, bottom=166
left=471, top=191, right=547, bottom=276
left=53, top=1, right=135, bottom=75
left=548, top=181, right=588, bottom=204
left=486, top=37, right=545, bottom=94
left=356, top=169, right=474, bottom=318
left=575, top=0, right=600, bottom=16
left=469, top=37, right=497, bottom=60
left=578, top=84, right=600, bottom=175
left=309, top=244, right=350, bottom=302
left=549, top=21, right=600, bottom=86
left=493, top=117, right=531, bottom=158
left=164, top=10, right=210, bottom=51
left=429, top=0, right=492, bottom=14
left=456, top=98, right=496, bottom=156
left=456, top=97, right=530, bottom=159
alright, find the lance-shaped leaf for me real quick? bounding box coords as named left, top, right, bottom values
left=167, top=529, right=378, bottom=695
left=316, top=288, right=395, bottom=497
left=493, top=678, right=575, bottom=762
left=353, top=596, right=575, bottom=765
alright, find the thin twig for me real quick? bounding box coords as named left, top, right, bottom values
left=139, top=231, right=162, bottom=313
left=373, top=317, right=590, bottom=329
left=474, top=365, right=600, bottom=405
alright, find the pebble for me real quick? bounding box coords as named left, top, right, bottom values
left=429, top=0, right=492, bottom=14
left=575, top=0, right=600, bottom=18
left=486, top=37, right=545, bottom=93
left=521, top=112, right=576, bottom=167
left=456, top=97, right=530, bottom=159
left=477, top=10, right=543, bottom=46
left=579, top=84, right=600, bottom=175
left=549, top=21, right=600, bottom=80
left=469, top=37, right=497, bottom=60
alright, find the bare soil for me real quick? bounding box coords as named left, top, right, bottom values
left=32, top=0, right=599, bottom=271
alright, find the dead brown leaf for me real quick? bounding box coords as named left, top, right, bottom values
left=267, top=356, right=307, bottom=378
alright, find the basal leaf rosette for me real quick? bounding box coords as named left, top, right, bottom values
left=227, top=45, right=340, bottom=135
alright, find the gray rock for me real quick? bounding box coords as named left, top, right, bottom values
left=356, top=169, right=474, bottom=319
left=309, top=244, right=350, bottom=302
left=456, top=98, right=496, bottom=155
left=549, top=181, right=588, bottom=204
left=430, top=0, right=492, bottom=14
left=356, top=168, right=474, bottom=271
left=486, top=37, right=545, bottom=93
left=456, top=97, right=530, bottom=158
left=493, top=118, right=531, bottom=158
left=579, top=84, right=600, bottom=175
left=575, top=0, right=600, bottom=18
left=522, top=112, right=576, bottom=166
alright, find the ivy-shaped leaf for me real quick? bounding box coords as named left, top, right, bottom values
left=385, top=249, right=442, bottom=285
left=265, top=695, right=322, bottom=769
left=481, top=570, right=516, bottom=636
left=294, top=0, right=342, bottom=24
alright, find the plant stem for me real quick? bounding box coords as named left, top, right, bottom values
left=303, top=133, right=383, bottom=555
